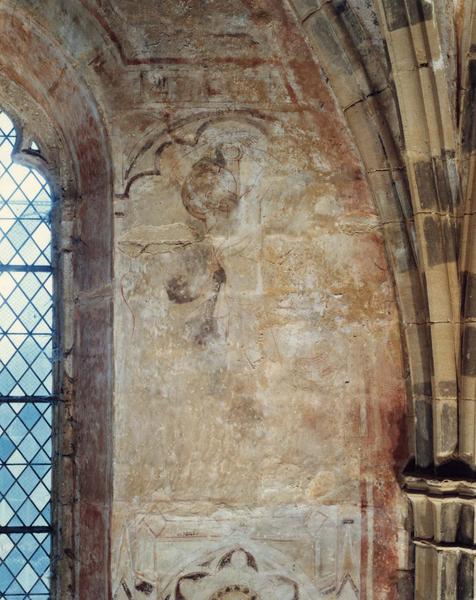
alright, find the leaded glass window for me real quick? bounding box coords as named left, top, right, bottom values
left=0, top=111, right=54, bottom=599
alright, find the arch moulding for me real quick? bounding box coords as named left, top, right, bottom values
left=0, top=5, right=114, bottom=599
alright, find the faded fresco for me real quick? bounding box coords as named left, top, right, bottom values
left=112, top=111, right=405, bottom=598
left=113, top=505, right=360, bottom=599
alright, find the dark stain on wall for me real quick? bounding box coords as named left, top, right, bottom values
left=382, top=0, right=432, bottom=32
left=135, top=580, right=154, bottom=595
left=457, top=504, right=475, bottom=546
left=462, top=61, right=476, bottom=152
left=423, top=215, right=445, bottom=266
left=433, top=156, right=453, bottom=212
left=407, top=0, right=433, bottom=26
left=414, top=161, right=438, bottom=210
left=457, top=553, right=474, bottom=600
left=415, top=398, right=433, bottom=467
left=438, top=380, right=457, bottom=398
left=462, top=325, right=476, bottom=376
left=462, top=271, right=476, bottom=319
left=166, top=275, right=197, bottom=304
left=440, top=402, right=457, bottom=455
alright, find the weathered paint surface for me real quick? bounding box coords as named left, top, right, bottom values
left=0, top=0, right=411, bottom=598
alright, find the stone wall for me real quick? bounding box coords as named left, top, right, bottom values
left=0, top=1, right=418, bottom=598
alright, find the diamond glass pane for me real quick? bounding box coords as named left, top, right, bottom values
left=0, top=114, right=52, bottom=268
left=0, top=403, right=52, bottom=528
left=0, top=270, right=53, bottom=396
left=0, top=111, right=53, bottom=600
left=0, top=531, right=51, bottom=597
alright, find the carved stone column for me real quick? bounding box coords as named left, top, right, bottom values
left=405, top=476, right=476, bottom=599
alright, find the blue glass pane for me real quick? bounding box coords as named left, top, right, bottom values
left=0, top=110, right=53, bottom=600
left=0, top=270, right=53, bottom=396
left=0, top=335, right=53, bottom=396
left=0, top=532, right=50, bottom=596
left=0, top=218, right=51, bottom=266
left=0, top=402, right=52, bottom=527
left=0, top=171, right=52, bottom=220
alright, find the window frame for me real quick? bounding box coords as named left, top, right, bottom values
left=0, top=16, right=115, bottom=592
left=0, top=95, right=74, bottom=600
left=0, top=104, right=64, bottom=598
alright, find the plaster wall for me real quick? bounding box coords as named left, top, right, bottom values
left=112, top=109, right=407, bottom=599
left=0, top=1, right=410, bottom=598
left=106, top=3, right=409, bottom=598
